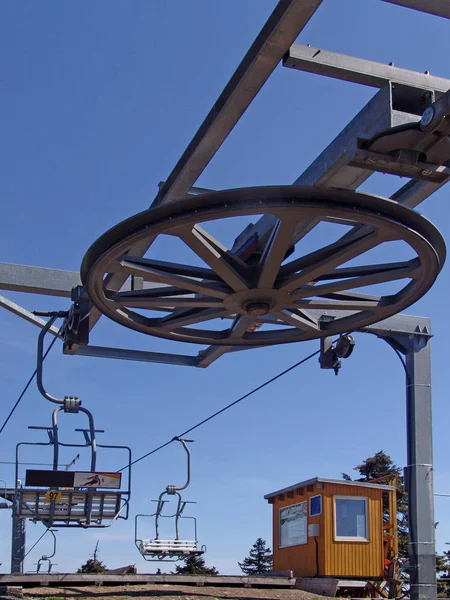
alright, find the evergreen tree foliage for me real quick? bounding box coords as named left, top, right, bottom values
left=77, top=541, right=107, bottom=573
left=238, top=538, right=273, bottom=575
left=77, top=558, right=107, bottom=573
left=436, top=550, right=450, bottom=597
left=173, top=555, right=218, bottom=575
left=342, top=450, right=409, bottom=557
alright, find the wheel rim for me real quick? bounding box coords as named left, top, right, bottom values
left=81, top=186, right=446, bottom=346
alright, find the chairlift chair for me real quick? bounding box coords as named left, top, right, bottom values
left=135, top=438, right=206, bottom=561
left=14, top=313, right=132, bottom=528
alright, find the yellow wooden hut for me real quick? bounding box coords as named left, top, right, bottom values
left=264, top=477, right=397, bottom=579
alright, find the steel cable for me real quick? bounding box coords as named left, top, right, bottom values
left=0, top=336, right=58, bottom=435
left=118, top=347, right=321, bottom=471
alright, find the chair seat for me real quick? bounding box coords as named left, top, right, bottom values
left=139, top=539, right=203, bottom=556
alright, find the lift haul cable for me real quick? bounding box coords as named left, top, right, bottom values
left=0, top=335, right=58, bottom=436
left=118, top=347, right=321, bottom=472
left=24, top=528, right=50, bottom=558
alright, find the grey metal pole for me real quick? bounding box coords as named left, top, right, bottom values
left=11, top=502, right=26, bottom=574
left=405, top=334, right=437, bottom=600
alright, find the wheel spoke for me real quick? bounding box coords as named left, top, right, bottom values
left=179, top=225, right=252, bottom=291
left=117, top=255, right=222, bottom=281
left=257, top=217, right=299, bottom=288
left=118, top=256, right=230, bottom=299
left=321, top=290, right=381, bottom=302
left=292, top=259, right=419, bottom=299
left=90, top=238, right=157, bottom=329
left=315, top=260, right=417, bottom=282
left=272, top=309, right=319, bottom=332
left=278, top=229, right=383, bottom=291
left=160, top=308, right=231, bottom=329
left=107, top=286, right=198, bottom=299
left=228, top=315, right=257, bottom=339
left=197, top=343, right=252, bottom=367
left=108, top=291, right=224, bottom=309
left=293, top=299, right=382, bottom=311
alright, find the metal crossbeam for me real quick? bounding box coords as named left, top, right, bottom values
left=382, top=0, right=450, bottom=18
left=284, top=44, right=450, bottom=96
left=74, top=345, right=199, bottom=368
left=294, top=84, right=418, bottom=190
left=0, top=296, right=61, bottom=337
left=0, top=263, right=81, bottom=298
left=153, top=0, right=323, bottom=206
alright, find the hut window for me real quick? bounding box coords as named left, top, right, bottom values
left=310, top=494, right=322, bottom=516
left=279, top=501, right=307, bottom=548
left=334, top=497, right=368, bottom=541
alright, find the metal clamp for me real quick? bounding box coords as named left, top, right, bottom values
left=64, top=397, right=81, bottom=413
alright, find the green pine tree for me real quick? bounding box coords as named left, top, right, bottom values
left=77, top=558, right=107, bottom=574
left=173, top=555, right=218, bottom=575
left=238, top=538, right=273, bottom=575
left=77, top=541, right=107, bottom=573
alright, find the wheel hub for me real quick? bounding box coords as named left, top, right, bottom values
left=242, top=300, right=272, bottom=316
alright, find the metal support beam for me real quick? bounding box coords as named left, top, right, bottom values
left=153, top=0, right=323, bottom=206
left=404, top=334, right=437, bottom=600
left=0, top=263, right=81, bottom=298
left=284, top=44, right=450, bottom=97
left=361, top=313, right=431, bottom=338
left=0, top=264, right=170, bottom=298
left=382, top=0, right=450, bottom=18
left=158, top=182, right=215, bottom=197
left=11, top=504, right=26, bottom=574
left=373, top=321, right=436, bottom=600
left=294, top=84, right=420, bottom=190
left=72, top=344, right=199, bottom=367
left=0, top=295, right=61, bottom=337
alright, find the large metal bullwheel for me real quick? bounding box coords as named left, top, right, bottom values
left=81, top=186, right=445, bottom=346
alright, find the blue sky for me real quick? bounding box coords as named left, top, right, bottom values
left=0, top=0, right=449, bottom=575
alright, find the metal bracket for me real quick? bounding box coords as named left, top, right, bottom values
left=28, top=426, right=55, bottom=444
left=75, top=427, right=105, bottom=446
left=61, top=288, right=91, bottom=354
left=319, top=336, right=341, bottom=375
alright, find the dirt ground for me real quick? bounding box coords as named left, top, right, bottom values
left=23, top=584, right=328, bottom=600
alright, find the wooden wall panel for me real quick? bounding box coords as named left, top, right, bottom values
left=323, top=482, right=384, bottom=578
left=270, top=481, right=385, bottom=578
left=272, top=485, right=325, bottom=577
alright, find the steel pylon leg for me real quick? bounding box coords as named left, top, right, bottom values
left=11, top=500, right=26, bottom=574
left=405, top=335, right=437, bottom=600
